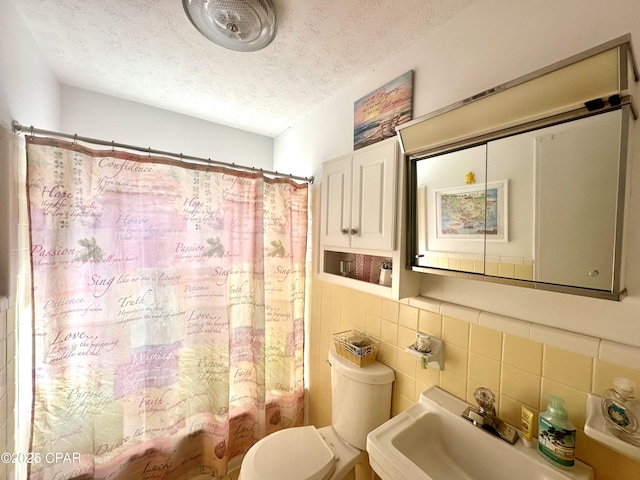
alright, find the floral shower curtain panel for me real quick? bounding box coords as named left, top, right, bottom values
left=26, top=137, right=307, bottom=480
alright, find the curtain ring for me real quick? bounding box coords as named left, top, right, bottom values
left=30, top=126, right=34, bottom=137
left=111, top=141, right=115, bottom=154
left=73, top=134, right=78, bottom=147
left=148, top=147, right=151, bottom=158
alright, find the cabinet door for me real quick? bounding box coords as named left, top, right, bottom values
left=535, top=112, right=621, bottom=290
left=351, top=140, right=397, bottom=250
left=321, top=156, right=352, bottom=248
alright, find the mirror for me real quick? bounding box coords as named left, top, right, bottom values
left=411, top=108, right=629, bottom=299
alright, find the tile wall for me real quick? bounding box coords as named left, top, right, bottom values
left=1, top=124, right=20, bottom=480
left=0, top=300, right=17, bottom=480
left=307, top=280, right=640, bottom=480
left=423, top=252, right=534, bottom=281
left=1, top=126, right=33, bottom=480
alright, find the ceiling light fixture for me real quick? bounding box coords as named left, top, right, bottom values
left=183, top=0, right=278, bottom=52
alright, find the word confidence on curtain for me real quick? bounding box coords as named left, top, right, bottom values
left=26, top=136, right=308, bottom=480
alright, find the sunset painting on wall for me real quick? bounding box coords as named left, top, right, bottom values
left=354, top=70, right=414, bottom=150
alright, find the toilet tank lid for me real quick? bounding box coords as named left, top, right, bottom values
left=328, top=348, right=395, bottom=384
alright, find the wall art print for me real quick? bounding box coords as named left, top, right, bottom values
left=435, top=180, right=508, bottom=241
left=354, top=70, right=414, bottom=150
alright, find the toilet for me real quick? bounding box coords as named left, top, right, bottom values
left=239, top=348, right=395, bottom=480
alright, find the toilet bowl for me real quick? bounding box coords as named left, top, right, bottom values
left=239, top=348, right=394, bottom=480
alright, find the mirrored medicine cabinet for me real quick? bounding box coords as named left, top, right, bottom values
left=398, top=35, right=638, bottom=300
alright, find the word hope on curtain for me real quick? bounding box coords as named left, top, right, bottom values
left=25, top=136, right=308, bottom=480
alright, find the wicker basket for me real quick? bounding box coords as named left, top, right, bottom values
left=333, top=330, right=379, bottom=367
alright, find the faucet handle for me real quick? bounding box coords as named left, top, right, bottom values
left=473, top=387, right=496, bottom=415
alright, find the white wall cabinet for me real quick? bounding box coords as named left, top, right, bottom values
left=318, top=137, right=419, bottom=300
left=321, top=137, right=398, bottom=251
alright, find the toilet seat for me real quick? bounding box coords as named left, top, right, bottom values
left=240, top=426, right=336, bottom=480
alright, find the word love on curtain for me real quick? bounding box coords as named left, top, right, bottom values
left=26, top=136, right=308, bottom=480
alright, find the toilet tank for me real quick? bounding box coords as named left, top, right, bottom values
left=328, top=348, right=395, bottom=450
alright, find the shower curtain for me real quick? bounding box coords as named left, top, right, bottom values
left=26, top=136, right=308, bottom=480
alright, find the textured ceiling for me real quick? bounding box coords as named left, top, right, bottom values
left=11, top=0, right=472, bottom=137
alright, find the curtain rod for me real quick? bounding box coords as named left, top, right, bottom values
left=11, top=120, right=314, bottom=184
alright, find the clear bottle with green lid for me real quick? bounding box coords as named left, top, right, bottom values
left=601, top=377, right=640, bottom=446
left=538, top=396, right=576, bottom=468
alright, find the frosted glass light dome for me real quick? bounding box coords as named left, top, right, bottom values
left=183, top=0, right=278, bottom=52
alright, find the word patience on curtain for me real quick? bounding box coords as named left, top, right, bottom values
left=26, top=137, right=308, bottom=480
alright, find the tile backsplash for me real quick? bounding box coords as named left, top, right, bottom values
left=0, top=300, right=16, bottom=480
left=307, top=280, right=640, bottom=480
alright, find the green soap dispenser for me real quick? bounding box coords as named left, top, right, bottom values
left=538, top=396, right=576, bottom=468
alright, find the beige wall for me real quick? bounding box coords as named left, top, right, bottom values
left=307, top=280, right=640, bottom=480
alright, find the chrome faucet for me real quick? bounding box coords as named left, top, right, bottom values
left=462, top=387, right=519, bottom=444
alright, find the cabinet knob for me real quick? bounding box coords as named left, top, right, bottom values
left=588, top=270, right=599, bottom=277
left=341, top=228, right=349, bottom=235
left=350, top=228, right=358, bottom=236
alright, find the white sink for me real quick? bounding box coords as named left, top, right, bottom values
left=367, top=386, right=594, bottom=480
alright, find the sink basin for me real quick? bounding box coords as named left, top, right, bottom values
left=367, top=386, right=594, bottom=480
